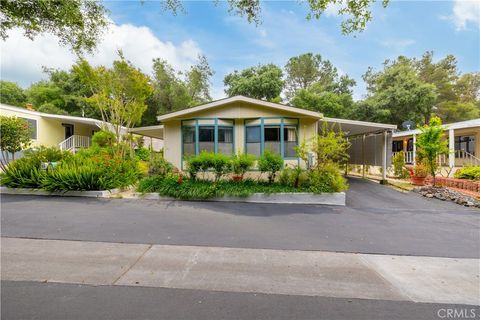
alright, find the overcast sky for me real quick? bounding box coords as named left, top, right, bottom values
left=1, top=0, right=479, bottom=100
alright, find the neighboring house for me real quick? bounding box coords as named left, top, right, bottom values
left=131, top=96, right=397, bottom=180
left=392, top=119, right=480, bottom=169
left=0, top=104, right=104, bottom=153
left=0, top=104, right=163, bottom=155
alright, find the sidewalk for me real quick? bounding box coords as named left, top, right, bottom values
left=1, top=237, right=479, bottom=306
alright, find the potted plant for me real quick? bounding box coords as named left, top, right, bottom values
left=231, top=153, right=255, bottom=182
left=410, top=162, right=428, bottom=186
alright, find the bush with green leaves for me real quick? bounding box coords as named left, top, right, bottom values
left=308, top=164, right=348, bottom=193
left=185, top=151, right=233, bottom=181
left=231, top=153, right=256, bottom=179
left=0, top=115, right=32, bottom=170
left=148, top=153, right=173, bottom=177
left=210, top=153, right=232, bottom=181
left=135, top=147, right=150, bottom=161
left=454, top=166, right=480, bottom=180
left=1, top=144, right=140, bottom=191
left=92, top=130, right=116, bottom=147
left=258, top=150, right=283, bottom=183
left=185, top=155, right=203, bottom=180
left=278, top=165, right=309, bottom=188
left=392, top=151, right=409, bottom=179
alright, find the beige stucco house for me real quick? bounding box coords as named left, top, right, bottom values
left=392, top=118, right=480, bottom=170
left=131, top=96, right=397, bottom=180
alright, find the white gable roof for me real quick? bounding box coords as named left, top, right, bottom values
left=392, top=118, right=480, bottom=137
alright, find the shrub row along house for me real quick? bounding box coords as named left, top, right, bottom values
left=130, top=96, right=397, bottom=179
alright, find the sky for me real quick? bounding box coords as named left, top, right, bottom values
left=1, top=0, right=479, bottom=101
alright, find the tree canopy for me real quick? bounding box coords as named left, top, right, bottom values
left=0, top=0, right=108, bottom=53
left=0, top=81, right=26, bottom=107
left=224, top=64, right=284, bottom=101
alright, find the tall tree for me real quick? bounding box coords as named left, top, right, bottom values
left=0, top=81, right=26, bottom=107
left=0, top=0, right=108, bottom=53
left=291, top=90, right=353, bottom=118
left=186, top=55, right=214, bottom=104
left=285, top=53, right=355, bottom=100
left=74, top=53, right=153, bottom=157
left=362, top=57, right=436, bottom=126
left=224, top=64, right=284, bottom=101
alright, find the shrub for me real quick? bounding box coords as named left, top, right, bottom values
left=0, top=116, right=32, bottom=170
left=148, top=153, right=173, bottom=177
left=0, top=157, right=45, bottom=188
left=185, top=156, right=202, bottom=180
left=210, top=153, right=232, bottom=181
left=278, top=165, right=309, bottom=188
left=454, top=166, right=480, bottom=180
left=231, top=153, right=256, bottom=179
left=42, top=162, right=113, bottom=191
left=392, top=151, right=409, bottom=179
left=308, top=164, right=348, bottom=193
left=92, top=130, right=116, bottom=147
left=135, top=147, right=150, bottom=161
left=23, top=146, right=70, bottom=163
left=258, top=150, right=283, bottom=183
left=413, top=162, right=428, bottom=178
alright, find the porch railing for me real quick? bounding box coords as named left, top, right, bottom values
left=392, top=150, right=480, bottom=167
left=59, top=135, right=91, bottom=153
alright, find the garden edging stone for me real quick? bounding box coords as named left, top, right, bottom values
left=0, top=187, right=120, bottom=198
left=132, top=192, right=346, bottom=206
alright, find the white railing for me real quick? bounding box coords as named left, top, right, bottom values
left=455, top=150, right=480, bottom=166
left=59, top=135, right=91, bottom=153
left=393, top=150, right=480, bottom=167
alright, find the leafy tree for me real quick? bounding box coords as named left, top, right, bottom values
left=25, top=81, right=64, bottom=110
left=362, top=57, right=436, bottom=126
left=74, top=53, right=153, bottom=157
left=0, top=116, right=32, bottom=170
left=224, top=64, right=284, bottom=101
left=0, top=0, right=109, bottom=53
left=415, top=116, right=448, bottom=186
left=186, top=55, right=214, bottom=104
left=436, top=101, right=479, bottom=124
left=0, top=81, right=26, bottom=107
left=162, top=0, right=388, bottom=34
left=291, top=90, right=353, bottom=118
left=36, top=103, right=69, bottom=115
left=285, top=53, right=356, bottom=100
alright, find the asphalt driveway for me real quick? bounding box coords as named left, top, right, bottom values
left=1, top=178, right=479, bottom=258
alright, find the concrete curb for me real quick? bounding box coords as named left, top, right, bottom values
left=132, top=192, right=346, bottom=206
left=0, top=187, right=120, bottom=198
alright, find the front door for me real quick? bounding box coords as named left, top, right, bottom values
left=63, top=124, right=74, bottom=139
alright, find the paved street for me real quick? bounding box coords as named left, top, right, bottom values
left=1, top=178, right=479, bottom=258
left=1, top=178, right=479, bottom=319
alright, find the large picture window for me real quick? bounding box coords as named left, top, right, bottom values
left=20, top=117, right=37, bottom=139
left=245, top=118, right=299, bottom=159
left=182, top=119, right=234, bottom=158
left=455, top=135, right=475, bottom=156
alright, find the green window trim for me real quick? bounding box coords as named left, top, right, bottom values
left=181, top=118, right=235, bottom=163
left=244, top=117, right=299, bottom=160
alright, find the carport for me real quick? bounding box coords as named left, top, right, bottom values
left=325, top=117, right=397, bottom=182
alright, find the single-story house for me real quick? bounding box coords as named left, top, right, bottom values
left=131, top=96, right=397, bottom=180
left=0, top=104, right=163, bottom=154
left=392, top=118, right=480, bottom=169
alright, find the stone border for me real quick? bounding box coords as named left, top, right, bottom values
left=131, top=192, right=346, bottom=206
left=0, top=187, right=120, bottom=198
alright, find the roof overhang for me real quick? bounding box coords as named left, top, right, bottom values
left=157, top=96, right=323, bottom=122
left=392, top=118, right=480, bottom=138
left=324, top=117, right=397, bottom=136
left=129, top=125, right=164, bottom=139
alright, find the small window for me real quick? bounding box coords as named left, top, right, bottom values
left=264, top=126, right=280, bottom=155
left=218, top=127, right=233, bottom=155
left=182, top=126, right=196, bottom=156
left=284, top=126, right=297, bottom=158
left=20, top=117, right=37, bottom=139
left=198, top=126, right=214, bottom=153
left=246, top=126, right=261, bottom=156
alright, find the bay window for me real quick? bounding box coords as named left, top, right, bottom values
left=182, top=119, right=234, bottom=158
left=245, top=118, right=299, bottom=159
